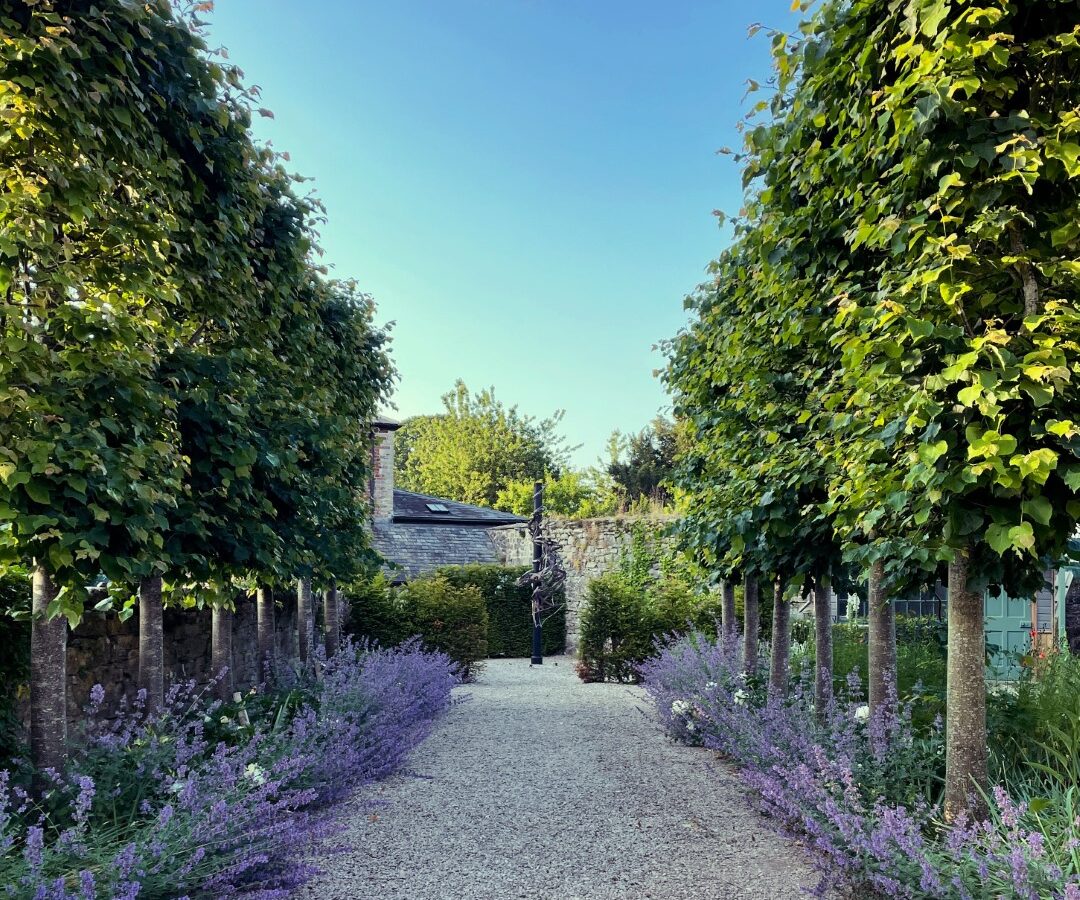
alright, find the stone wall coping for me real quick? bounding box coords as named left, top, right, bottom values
left=487, top=513, right=678, bottom=532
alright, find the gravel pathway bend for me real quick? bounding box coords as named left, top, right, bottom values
left=299, top=657, right=821, bottom=899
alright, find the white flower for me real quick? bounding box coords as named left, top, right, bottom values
left=704, top=681, right=718, bottom=691
left=685, top=721, right=696, bottom=732
left=671, top=699, right=691, bottom=717
left=733, top=689, right=749, bottom=707
left=168, top=780, right=187, bottom=795
left=854, top=704, right=870, bottom=723
left=244, top=763, right=267, bottom=786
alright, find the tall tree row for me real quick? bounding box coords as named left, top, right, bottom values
left=0, top=1, right=393, bottom=775
left=667, top=0, right=1080, bottom=820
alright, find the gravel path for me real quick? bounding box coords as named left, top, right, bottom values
left=299, top=657, right=822, bottom=899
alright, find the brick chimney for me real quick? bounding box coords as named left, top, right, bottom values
left=371, top=417, right=399, bottom=521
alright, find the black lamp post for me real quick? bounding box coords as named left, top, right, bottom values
left=531, top=480, right=544, bottom=665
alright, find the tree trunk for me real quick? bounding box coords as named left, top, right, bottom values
left=768, top=576, right=790, bottom=701
left=256, top=585, right=274, bottom=676
left=721, top=580, right=737, bottom=653
left=323, top=582, right=340, bottom=657
left=1010, top=228, right=1041, bottom=318
left=868, top=558, right=897, bottom=716
left=297, top=577, right=313, bottom=665
left=211, top=605, right=233, bottom=702
left=814, top=583, right=833, bottom=721
left=30, top=565, right=66, bottom=781
left=338, top=589, right=349, bottom=638
left=944, top=548, right=988, bottom=822
left=743, top=575, right=760, bottom=674
left=138, top=575, right=164, bottom=716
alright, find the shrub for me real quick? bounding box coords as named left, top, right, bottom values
left=578, top=573, right=722, bottom=682
left=641, top=632, right=1078, bottom=899
left=0, top=639, right=456, bottom=898
left=578, top=573, right=653, bottom=682
left=342, top=572, right=414, bottom=647
left=437, top=564, right=566, bottom=657
left=397, top=576, right=488, bottom=680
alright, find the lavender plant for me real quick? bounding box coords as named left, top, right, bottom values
left=641, top=632, right=1079, bottom=899
left=0, top=639, right=456, bottom=898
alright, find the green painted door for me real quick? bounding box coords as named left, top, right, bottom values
left=1056, top=567, right=1076, bottom=642
left=983, top=588, right=1031, bottom=679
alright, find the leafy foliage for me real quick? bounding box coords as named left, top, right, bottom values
left=396, top=577, right=489, bottom=680
left=0, top=568, right=30, bottom=764
left=0, top=1, right=394, bottom=624
left=495, top=469, right=619, bottom=519
left=436, top=564, right=565, bottom=657
left=344, top=574, right=490, bottom=679
left=578, top=572, right=722, bottom=683
left=342, top=573, right=415, bottom=648
left=663, top=0, right=1080, bottom=823
left=395, top=380, right=573, bottom=508
left=605, top=417, right=683, bottom=507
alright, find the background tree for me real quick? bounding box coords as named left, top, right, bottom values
left=495, top=469, right=619, bottom=518
left=606, top=417, right=683, bottom=507
left=395, top=380, right=573, bottom=507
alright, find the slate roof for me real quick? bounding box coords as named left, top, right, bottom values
left=390, top=489, right=526, bottom=525
left=371, top=489, right=526, bottom=581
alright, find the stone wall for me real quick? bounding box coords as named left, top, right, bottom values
left=488, top=516, right=676, bottom=654
left=64, top=590, right=306, bottom=723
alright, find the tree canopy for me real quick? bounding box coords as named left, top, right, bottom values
left=0, top=0, right=394, bottom=614
left=605, top=417, right=683, bottom=508
left=395, top=380, right=572, bottom=508
left=665, top=0, right=1080, bottom=818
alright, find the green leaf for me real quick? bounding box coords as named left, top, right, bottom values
left=1008, top=521, right=1036, bottom=553
left=1045, top=141, right=1080, bottom=177
left=1012, top=449, right=1058, bottom=484
left=1021, top=496, right=1053, bottom=526
left=24, top=481, right=50, bottom=504
left=986, top=523, right=1012, bottom=555
left=919, top=440, right=949, bottom=466
left=957, top=384, right=981, bottom=406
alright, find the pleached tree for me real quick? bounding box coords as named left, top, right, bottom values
left=1, top=0, right=395, bottom=778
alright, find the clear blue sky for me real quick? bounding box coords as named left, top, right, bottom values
left=204, top=1, right=801, bottom=466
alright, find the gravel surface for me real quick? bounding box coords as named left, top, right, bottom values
left=298, top=657, right=822, bottom=899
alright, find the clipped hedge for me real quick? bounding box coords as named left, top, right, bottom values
left=343, top=573, right=413, bottom=648
left=343, top=573, right=488, bottom=679
left=398, top=577, right=488, bottom=680
left=437, top=564, right=566, bottom=658
left=578, top=572, right=722, bottom=683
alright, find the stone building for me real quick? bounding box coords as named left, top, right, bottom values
left=367, top=418, right=526, bottom=581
